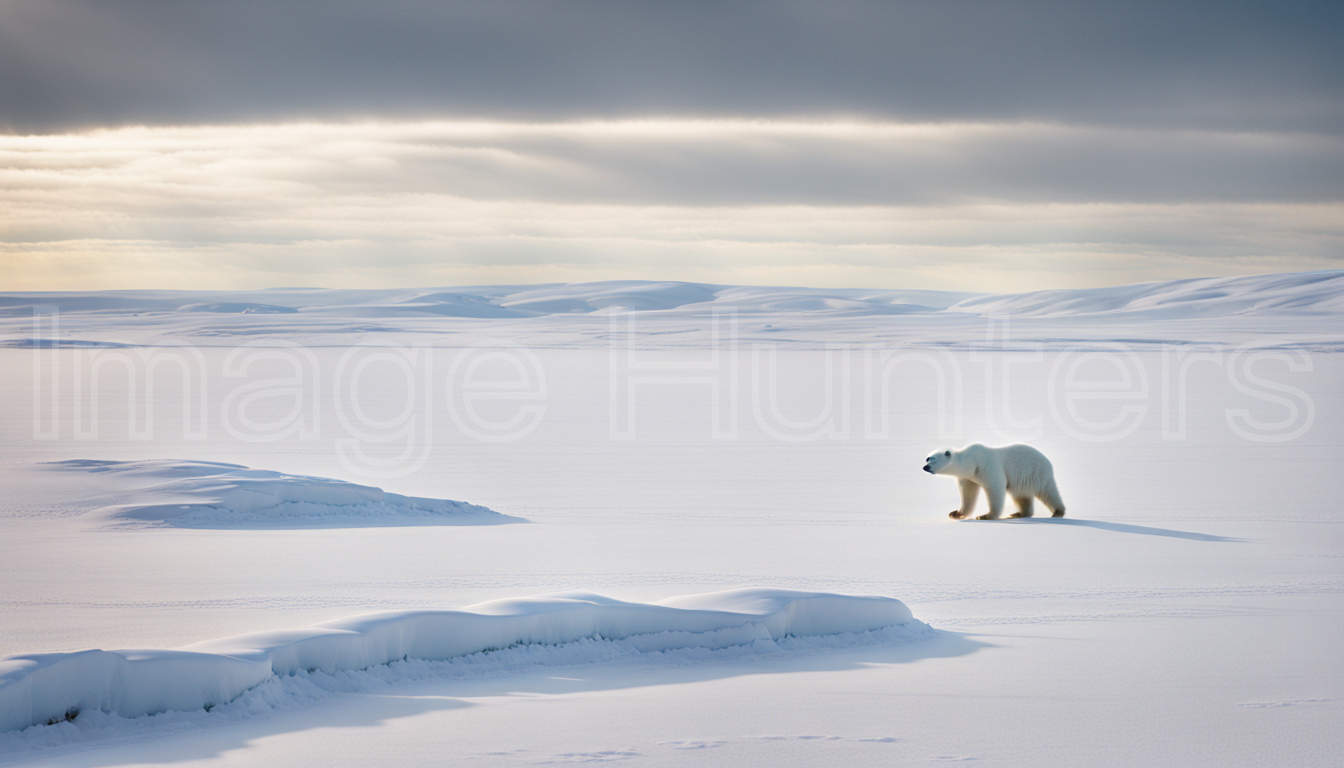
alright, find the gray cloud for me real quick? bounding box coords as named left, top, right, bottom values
left=3, top=122, right=1340, bottom=220
left=3, top=121, right=1341, bottom=292
left=1, top=0, right=1340, bottom=133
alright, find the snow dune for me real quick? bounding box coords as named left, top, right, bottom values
left=0, top=589, right=925, bottom=734
left=50, top=459, right=513, bottom=528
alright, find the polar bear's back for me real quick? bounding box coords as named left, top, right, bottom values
left=958, top=443, right=1054, bottom=492
left=993, top=443, right=1055, bottom=495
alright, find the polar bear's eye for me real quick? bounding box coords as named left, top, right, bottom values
left=945, top=451, right=950, bottom=456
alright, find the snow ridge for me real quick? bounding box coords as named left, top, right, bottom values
left=0, top=590, right=921, bottom=734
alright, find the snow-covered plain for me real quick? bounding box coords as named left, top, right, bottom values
left=1, top=271, right=1342, bottom=766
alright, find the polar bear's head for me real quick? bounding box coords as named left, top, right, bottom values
left=923, top=449, right=953, bottom=474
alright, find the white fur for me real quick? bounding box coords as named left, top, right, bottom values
left=923, top=444, right=1066, bottom=520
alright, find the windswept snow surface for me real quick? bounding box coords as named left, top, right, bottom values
left=43, top=460, right=511, bottom=529
left=0, top=590, right=925, bottom=735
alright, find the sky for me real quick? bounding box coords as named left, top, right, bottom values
left=1, top=0, right=1341, bottom=292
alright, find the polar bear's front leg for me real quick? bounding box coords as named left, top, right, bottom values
left=976, top=476, right=1007, bottom=520
left=949, top=478, right=980, bottom=519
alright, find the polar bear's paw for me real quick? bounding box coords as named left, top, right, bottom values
left=975, top=513, right=1000, bottom=520
left=949, top=510, right=966, bottom=520
left=1009, top=510, right=1033, bottom=518
left=1052, top=509, right=1066, bottom=518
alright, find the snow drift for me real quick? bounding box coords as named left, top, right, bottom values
left=0, top=589, right=924, bottom=733
left=48, top=459, right=513, bottom=528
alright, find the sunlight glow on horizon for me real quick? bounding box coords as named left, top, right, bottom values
left=2, top=118, right=1340, bottom=293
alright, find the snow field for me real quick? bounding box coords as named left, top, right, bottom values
left=0, top=270, right=1341, bottom=766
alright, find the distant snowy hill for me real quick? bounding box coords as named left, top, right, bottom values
left=945, top=270, right=1344, bottom=318
left=3, top=270, right=1340, bottom=320
left=0, top=281, right=981, bottom=319
left=1, top=270, right=1340, bottom=349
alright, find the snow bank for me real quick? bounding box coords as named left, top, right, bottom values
left=0, top=650, right=270, bottom=732
left=0, top=589, right=923, bottom=733
left=48, top=459, right=511, bottom=528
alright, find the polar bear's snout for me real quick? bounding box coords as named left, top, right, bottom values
left=923, top=450, right=952, bottom=474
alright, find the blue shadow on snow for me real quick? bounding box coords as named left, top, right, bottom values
left=990, top=517, right=1244, bottom=542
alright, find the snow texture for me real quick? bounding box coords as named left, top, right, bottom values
left=0, top=590, right=922, bottom=734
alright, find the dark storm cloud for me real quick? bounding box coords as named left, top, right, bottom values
left=1, top=0, right=1340, bottom=133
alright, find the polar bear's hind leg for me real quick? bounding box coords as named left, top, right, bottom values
left=1009, top=495, right=1034, bottom=518
left=1039, top=480, right=1066, bottom=518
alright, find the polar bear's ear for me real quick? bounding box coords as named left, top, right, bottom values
left=944, top=450, right=950, bottom=456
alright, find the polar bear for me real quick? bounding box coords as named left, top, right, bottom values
left=923, top=444, right=1065, bottom=520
